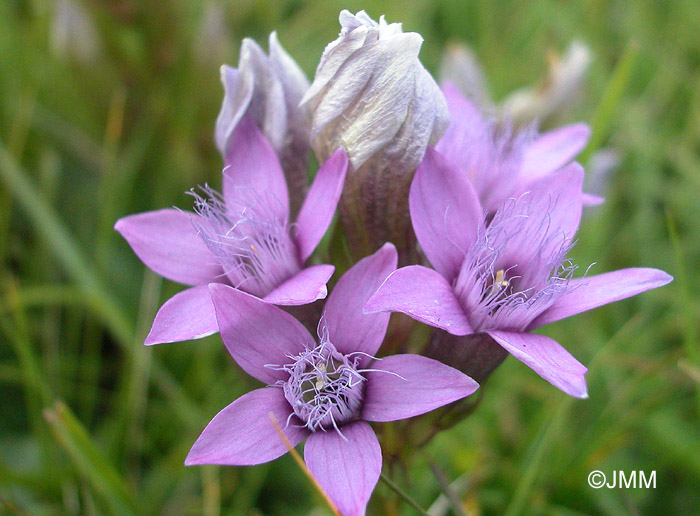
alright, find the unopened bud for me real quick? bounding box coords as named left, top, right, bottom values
left=192, top=2, right=230, bottom=67
left=303, top=10, right=449, bottom=261
left=51, top=0, right=102, bottom=63
left=438, top=42, right=492, bottom=112
left=215, top=33, right=311, bottom=215
left=501, top=41, right=591, bottom=125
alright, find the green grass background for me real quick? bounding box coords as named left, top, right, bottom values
left=0, top=0, right=698, bottom=514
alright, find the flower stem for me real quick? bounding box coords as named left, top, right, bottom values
left=379, top=471, right=430, bottom=516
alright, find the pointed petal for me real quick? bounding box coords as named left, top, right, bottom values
left=521, top=123, right=590, bottom=181
left=269, top=31, right=310, bottom=108
left=364, top=265, right=472, bottom=336
left=263, top=265, right=334, bottom=306
left=114, top=209, right=222, bottom=286
left=582, top=192, right=605, bottom=206
left=185, top=388, right=308, bottom=466
left=487, top=330, right=588, bottom=398
left=435, top=82, right=491, bottom=188
left=304, top=421, right=381, bottom=516
left=436, top=82, right=486, bottom=162
left=214, top=65, right=252, bottom=158
left=525, top=161, right=585, bottom=243
left=323, top=244, right=397, bottom=364
left=238, top=38, right=288, bottom=152
left=145, top=285, right=218, bottom=345
left=209, top=283, right=312, bottom=384
left=294, top=149, right=348, bottom=262
left=362, top=354, right=479, bottom=422
left=530, top=268, right=673, bottom=329
left=410, top=147, right=483, bottom=282
left=223, top=117, right=289, bottom=222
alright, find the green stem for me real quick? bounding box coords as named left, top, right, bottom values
left=379, top=471, right=430, bottom=516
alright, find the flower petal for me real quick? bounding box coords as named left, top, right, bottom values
left=294, top=149, right=348, bottom=262
left=411, top=147, right=483, bottom=282
left=222, top=116, right=289, bottom=222
left=304, top=421, right=381, bottom=516
left=530, top=268, right=673, bottom=329
left=323, top=244, right=397, bottom=364
left=487, top=330, right=588, bottom=398
left=362, top=354, right=479, bottom=422
left=263, top=264, right=334, bottom=306
left=582, top=192, right=605, bottom=206
left=520, top=123, right=590, bottom=181
left=185, top=387, right=308, bottom=466
left=364, top=265, right=472, bottom=336
left=114, top=209, right=222, bottom=286
left=209, top=283, right=312, bottom=384
left=145, top=285, right=218, bottom=345
left=525, top=161, right=584, bottom=244
left=492, top=162, right=584, bottom=280
left=435, top=82, right=486, bottom=165
left=214, top=65, right=252, bottom=159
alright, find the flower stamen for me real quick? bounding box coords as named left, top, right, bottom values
left=189, top=185, right=301, bottom=297
left=276, top=340, right=366, bottom=433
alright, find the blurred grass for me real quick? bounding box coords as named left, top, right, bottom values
left=0, top=0, right=698, bottom=515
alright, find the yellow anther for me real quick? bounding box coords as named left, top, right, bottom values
left=494, top=269, right=509, bottom=288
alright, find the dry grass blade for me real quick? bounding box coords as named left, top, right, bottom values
left=268, top=412, right=341, bottom=516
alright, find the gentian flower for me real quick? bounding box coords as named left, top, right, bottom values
left=115, top=118, right=348, bottom=345
left=216, top=32, right=311, bottom=215
left=186, top=244, right=479, bottom=516
left=302, top=9, right=449, bottom=260
left=436, top=83, right=602, bottom=215
left=365, top=149, right=672, bottom=398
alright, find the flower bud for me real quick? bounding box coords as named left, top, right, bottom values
left=215, top=32, right=311, bottom=215
left=438, top=42, right=492, bottom=112
left=302, top=10, right=449, bottom=262
left=192, top=2, right=230, bottom=67
left=440, top=41, right=591, bottom=129
left=50, top=0, right=102, bottom=63
left=501, top=41, right=591, bottom=126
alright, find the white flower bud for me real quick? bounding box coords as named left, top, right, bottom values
left=302, top=10, right=449, bottom=260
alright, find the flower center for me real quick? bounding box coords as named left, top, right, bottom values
left=280, top=341, right=365, bottom=432
left=454, top=195, right=577, bottom=333
left=190, top=186, right=301, bottom=297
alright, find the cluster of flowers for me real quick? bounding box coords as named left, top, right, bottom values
left=115, top=10, right=671, bottom=516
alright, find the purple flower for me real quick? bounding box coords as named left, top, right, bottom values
left=436, top=83, right=602, bottom=214
left=185, top=244, right=479, bottom=516
left=364, top=148, right=672, bottom=398
left=216, top=32, right=312, bottom=215
left=115, top=118, right=348, bottom=345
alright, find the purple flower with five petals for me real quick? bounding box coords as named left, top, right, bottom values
left=115, top=117, right=348, bottom=345
left=437, top=83, right=602, bottom=214
left=185, top=244, right=479, bottom=516
left=365, top=148, right=672, bottom=398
